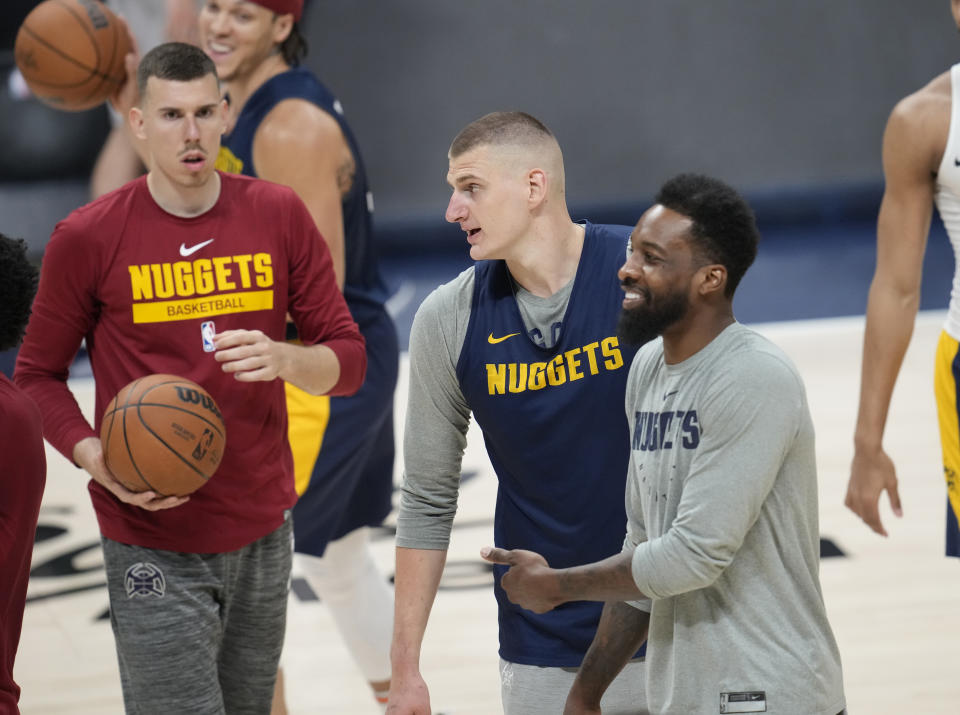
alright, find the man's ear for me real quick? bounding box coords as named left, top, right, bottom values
left=697, top=264, right=727, bottom=297
left=129, top=106, right=146, bottom=141
left=272, top=12, right=295, bottom=45
left=528, top=168, right=547, bottom=207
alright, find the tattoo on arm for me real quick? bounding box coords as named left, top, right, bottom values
left=336, top=157, right=356, bottom=197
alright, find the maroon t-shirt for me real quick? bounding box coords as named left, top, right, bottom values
left=15, top=172, right=365, bottom=553
left=0, top=374, right=45, bottom=712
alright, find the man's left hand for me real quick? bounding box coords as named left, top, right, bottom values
left=214, top=329, right=286, bottom=383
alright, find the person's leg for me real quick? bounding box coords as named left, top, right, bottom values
left=933, top=330, right=960, bottom=557
left=100, top=537, right=226, bottom=715
left=219, top=516, right=293, bottom=715
left=499, top=658, right=647, bottom=715
left=297, top=528, right=393, bottom=706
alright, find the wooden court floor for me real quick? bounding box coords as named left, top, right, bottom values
left=15, top=311, right=960, bottom=714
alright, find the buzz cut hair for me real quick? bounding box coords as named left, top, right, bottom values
left=449, top=111, right=556, bottom=158
left=137, top=42, right=220, bottom=99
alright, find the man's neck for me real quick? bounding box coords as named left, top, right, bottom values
left=506, top=219, right=585, bottom=298
left=224, top=54, right=290, bottom=124
left=661, top=310, right=735, bottom=365
left=146, top=171, right=222, bottom=218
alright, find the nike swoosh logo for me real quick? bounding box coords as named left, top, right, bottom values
left=955, top=158, right=960, bottom=166
left=488, top=332, right=520, bottom=344
left=663, top=390, right=678, bottom=400
left=180, top=238, right=215, bottom=257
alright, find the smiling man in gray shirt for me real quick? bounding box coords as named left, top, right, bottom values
left=483, top=173, right=846, bottom=715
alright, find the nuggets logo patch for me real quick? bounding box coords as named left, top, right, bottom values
left=124, top=562, right=166, bottom=598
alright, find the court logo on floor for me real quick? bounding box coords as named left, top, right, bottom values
left=123, top=562, right=166, bottom=598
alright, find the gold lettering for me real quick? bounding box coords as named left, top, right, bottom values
left=193, top=259, right=215, bottom=294
left=565, top=347, right=584, bottom=381
left=129, top=265, right=153, bottom=300
left=508, top=363, right=528, bottom=393
left=150, top=263, right=175, bottom=299
left=172, top=261, right=195, bottom=296
left=254, top=253, right=273, bottom=287
left=546, top=354, right=566, bottom=386
left=212, top=256, right=236, bottom=291
left=602, top=336, right=624, bottom=370
left=487, top=363, right=506, bottom=395
left=528, top=362, right=547, bottom=390
left=233, top=254, right=253, bottom=288
left=581, top=341, right=600, bottom=375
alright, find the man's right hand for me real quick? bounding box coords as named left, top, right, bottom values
left=846, top=446, right=903, bottom=536
left=73, top=436, right=188, bottom=511
left=385, top=670, right=431, bottom=715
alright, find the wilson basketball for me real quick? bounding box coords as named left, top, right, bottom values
left=100, top=374, right=227, bottom=497
left=14, top=0, right=132, bottom=112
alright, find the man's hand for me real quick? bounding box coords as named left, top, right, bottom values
left=846, top=446, right=903, bottom=536
left=385, top=669, right=431, bottom=715
left=480, top=546, right=559, bottom=614
left=214, top=329, right=287, bottom=383
left=108, top=16, right=140, bottom=117
left=73, top=436, right=188, bottom=511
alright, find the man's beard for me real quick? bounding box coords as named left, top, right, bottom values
left=616, top=285, right=689, bottom=347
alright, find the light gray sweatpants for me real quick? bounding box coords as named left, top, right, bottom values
left=500, top=657, right=647, bottom=715
left=101, top=516, right=293, bottom=714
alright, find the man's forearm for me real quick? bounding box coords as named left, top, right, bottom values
left=391, top=546, right=447, bottom=674
left=566, top=601, right=649, bottom=711
left=277, top=342, right=343, bottom=396
left=556, top=551, right=646, bottom=603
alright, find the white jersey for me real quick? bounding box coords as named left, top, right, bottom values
left=933, top=63, right=960, bottom=339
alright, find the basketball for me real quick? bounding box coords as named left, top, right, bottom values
left=14, top=0, right=132, bottom=112
left=100, top=374, right=227, bottom=497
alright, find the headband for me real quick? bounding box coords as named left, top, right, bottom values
left=249, top=0, right=303, bottom=22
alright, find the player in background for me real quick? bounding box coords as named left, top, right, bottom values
left=91, top=0, right=201, bottom=199
left=196, top=1, right=398, bottom=711
left=388, top=111, right=646, bottom=715
left=0, top=233, right=45, bottom=715
left=484, top=173, right=846, bottom=715
left=846, top=0, right=960, bottom=555
left=14, top=43, right=365, bottom=713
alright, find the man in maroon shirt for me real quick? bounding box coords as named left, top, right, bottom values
left=0, top=232, right=45, bottom=715
left=14, top=43, right=364, bottom=713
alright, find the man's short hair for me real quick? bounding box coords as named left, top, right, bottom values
left=450, top=111, right=555, bottom=158
left=0, top=234, right=38, bottom=351
left=137, top=42, right=219, bottom=99
left=655, top=173, right=760, bottom=297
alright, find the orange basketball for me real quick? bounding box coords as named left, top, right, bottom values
left=100, top=374, right=227, bottom=497
left=14, top=0, right=132, bottom=112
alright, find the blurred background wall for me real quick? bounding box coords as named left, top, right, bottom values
left=1, top=0, right=957, bottom=255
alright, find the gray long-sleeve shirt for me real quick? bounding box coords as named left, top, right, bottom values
left=395, top=266, right=573, bottom=548
left=623, top=323, right=845, bottom=714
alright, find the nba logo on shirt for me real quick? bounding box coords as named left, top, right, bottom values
left=201, top=321, right=216, bottom=352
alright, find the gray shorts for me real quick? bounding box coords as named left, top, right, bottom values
left=101, top=515, right=293, bottom=715
left=499, top=657, right=647, bottom=715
